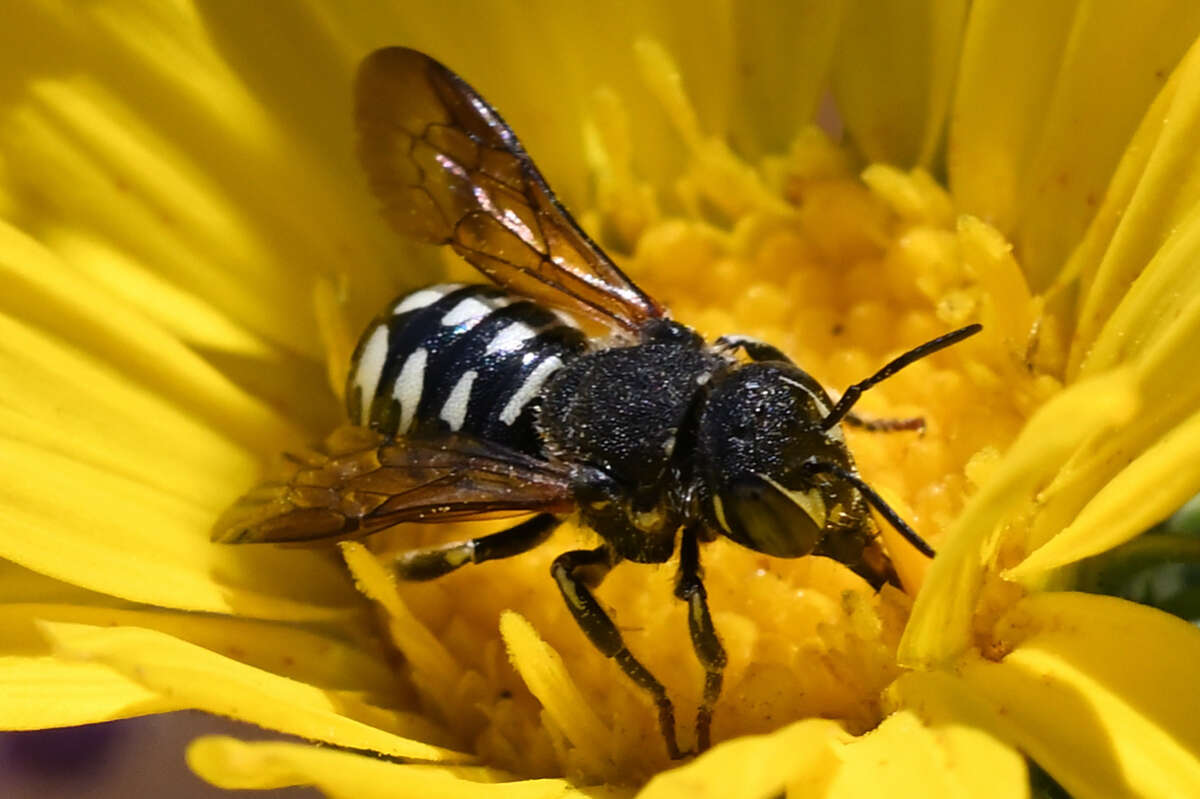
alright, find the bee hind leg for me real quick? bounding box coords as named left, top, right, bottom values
left=393, top=513, right=559, bottom=581
left=674, top=523, right=726, bottom=753
left=551, top=545, right=685, bottom=760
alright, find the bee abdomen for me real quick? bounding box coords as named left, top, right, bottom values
left=347, top=284, right=588, bottom=455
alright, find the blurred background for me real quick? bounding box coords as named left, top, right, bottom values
left=0, top=713, right=318, bottom=798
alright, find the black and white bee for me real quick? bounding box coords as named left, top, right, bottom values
left=214, top=47, right=980, bottom=758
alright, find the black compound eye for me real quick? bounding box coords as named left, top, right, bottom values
left=715, top=475, right=823, bottom=558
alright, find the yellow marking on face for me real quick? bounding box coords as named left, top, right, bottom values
left=711, top=494, right=733, bottom=533
left=761, top=474, right=828, bottom=529
left=634, top=507, right=666, bottom=532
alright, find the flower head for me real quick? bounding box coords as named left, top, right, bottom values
left=3, top=2, right=1200, bottom=798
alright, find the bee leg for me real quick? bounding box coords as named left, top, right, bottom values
left=394, top=514, right=559, bottom=581
left=551, top=545, right=684, bottom=760
left=674, top=523, right=726, bottom=753
left=842, top=411, right=925, bottom=433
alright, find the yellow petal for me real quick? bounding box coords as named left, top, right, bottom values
left=0, top=4, right=408, bottom=349
left=1009, top=405, right=1200, bottom=577
left=898, top=593, right=1200, bottom=799
left=900, top=369, right=1138, bottom=668
left=0, top=229, right=362, bottom=618
left=0, top=558, right=114, bottom=604
left=4, top=83, right=311, bottom=355
left=0, top=221, right=300, bottom=453
left=1026, top=268, right=1200, bottom=557
left=950, top=1, right=1200, bottom=289
left=635, top=39, right=787, bottom=225
left=39, top=620, right=466, bottom=762
left=0, top=429, right=359, bottom=620
left=828, top=709, right=1026, bottom=799
left=341, top=543, right=462, bottom=705
left=1012, top=594, right=1198, bottom=798
left=832, top=0, right=968, bottom=168
left=0, top=600, right=395, bottom=698
left=188, top=736, right=598, bottom=799
left=0, top=591, right=177, bottom=727
left=1077, top=202, right=1200, bottom=377
left=0, top=655, right=176, bottom=730
left=1068, top=36, right=1200, bottom=376
left=955, top=215, right=1040, bottom=361
left=995, top=592, right=1200, bottom=753
left=722, top=0, right=845, bottom=161
left=638, top=719, right=846, bottom=799
left=206, top=3, right=693, bottom=206
left=500, top=611, right=613, bottom=769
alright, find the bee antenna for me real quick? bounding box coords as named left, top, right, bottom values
left=801, top=460, right=936, bottom=558
left=821, top=323, right=982, bottom=431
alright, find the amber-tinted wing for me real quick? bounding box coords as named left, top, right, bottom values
left=213, top=426, right=575, bottom=545
left=355, top=47, right=663, bottom=337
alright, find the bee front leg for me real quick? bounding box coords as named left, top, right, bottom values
left=551, top=545, right=685, bottom=760
left=394, top=514, right=559, bottom=580
left=674, top=523, right=726, bottom=753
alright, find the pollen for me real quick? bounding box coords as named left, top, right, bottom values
left=351, top=69, right=1058, bottom=789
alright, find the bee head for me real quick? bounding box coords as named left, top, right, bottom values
left=695, top=362, right=866, bottom=558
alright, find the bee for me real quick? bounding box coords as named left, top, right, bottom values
left=214, top=47, right=981, bottom=759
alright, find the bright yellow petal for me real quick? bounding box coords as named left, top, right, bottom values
left=500, top=611, right=613, bottom=768
left=899, top=592, right=1200, bottom=799
left=0, top=601, right=395, bottom=698
left=828, top=709, right=1027, bottom=799
left=1009, top=404, right=1200, bottom=577
left=900, top=369, right=1138, bottom=668
left=1067, top=36, right=1200, bottom=377
left=188, top=736, right=600, bottom=799
left=981, top=595, right=1200, bottom=799
left=200, top=3, right=683, bottom=209
left=950, top=1, right=1200, bottom=290
left=0, top=655, right=176, bottom=730
left=0, top=225, right=366, bottom=618
left=0, top=429, right=359, bottom=620
left=1026, top=268, right=1200, bottom=557
left=638, top=720, right=846, bottom=799
left=0, top=557, right=112, bottom=604
left=994, top=592, right=1200, bottom=757
left=39, top=620, right=465, bottom=761
left=0, top=3, right=410, bottom=349
left=0, top=221, right=301, bottom=453
left=341, top=543, right=463, bottom=705
left=832, top=0, right=968, bottom=169
left=634, top=40, right=788, bottom=225
left=1077, top=203, right=1200, bottom=378
left=722, top=0, right=844, bottom=161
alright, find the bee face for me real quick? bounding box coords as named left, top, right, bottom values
left=696, top=362, right=864, bottom=558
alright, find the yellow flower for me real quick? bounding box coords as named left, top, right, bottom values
left=3, top=2, right=1200, bottom=798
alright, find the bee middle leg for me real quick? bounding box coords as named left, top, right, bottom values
left=393, top=513, right=559, bottom=581
left=674, top=523, right=726, bottom=753
left=551, top=545, right=685, bottom=759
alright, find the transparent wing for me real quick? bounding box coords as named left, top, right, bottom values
left=213, top=426, right=575, bottom=544
left=355, top=46, right=663, bottom=336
